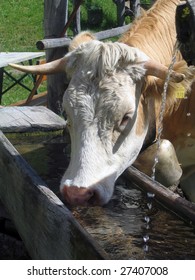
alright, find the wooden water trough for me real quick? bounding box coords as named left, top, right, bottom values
left=0, top=106, right=108, bottom=259
left=0, top=106, right=195, bottom=259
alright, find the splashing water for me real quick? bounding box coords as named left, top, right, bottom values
left=151, top=41, right=181, bottom=181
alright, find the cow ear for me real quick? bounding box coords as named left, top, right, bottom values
left=146, top=61, right=195, bottom=108
left=155, top=61, right=195, bottom=94
left=69, top=31, right=96, bottom=51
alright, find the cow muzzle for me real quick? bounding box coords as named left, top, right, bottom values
left=61, top=185, right=103, bottom=206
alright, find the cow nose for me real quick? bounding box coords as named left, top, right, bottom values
left=61, top=185, right=99, bottom=206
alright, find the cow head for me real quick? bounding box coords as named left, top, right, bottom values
left=10, top=32, right=186, bottom=206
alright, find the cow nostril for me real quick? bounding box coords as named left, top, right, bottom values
left=61, top=185, right=99, bottom=206
left=87, top=190, right=101, bottom=206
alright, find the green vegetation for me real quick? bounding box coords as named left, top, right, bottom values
left=78, top=0, right=118, bottom=31
left=0, top=0, right=128, bottom=106
left=0, top=0, right=44, bottom=52
left=0, top=0, right=45, bottom=105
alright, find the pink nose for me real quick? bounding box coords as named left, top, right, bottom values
left=61, top=185, right=99, bottom=206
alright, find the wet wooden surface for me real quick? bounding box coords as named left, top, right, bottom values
left=125, top=166, right=195, bottom=224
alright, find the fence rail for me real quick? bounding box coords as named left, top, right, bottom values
left=36, top=24, right=131, bottom=50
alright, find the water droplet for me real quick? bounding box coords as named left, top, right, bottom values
left=143, top=244, right=149, bottom=252
left=187, top=113, right=191, bottom=117
left=143, top=235, right=149, bottom=243
left=147, top=203, right=152, bottom=210
left=145, top=224, right=150, bottom=230
left=147, top=192, right=155, bottom=198
left=144, top=216, right=150, bottom=223
left=187, top=133, right=191, bottom=137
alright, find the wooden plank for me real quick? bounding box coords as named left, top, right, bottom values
left=0, top=131, right=108, bottom=259
left=0, top=106, right=66, bottom=133
left=124, top=166, right=195, bottom=224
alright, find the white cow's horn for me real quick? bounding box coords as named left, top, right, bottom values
left=9, top=57, right=67, bottom=75
left=144, top=60, right=185, bottom=83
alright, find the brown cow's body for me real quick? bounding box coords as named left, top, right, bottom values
left=119, top=0, right=195, bottom=200
left=120, top=0, right=182, bottom=64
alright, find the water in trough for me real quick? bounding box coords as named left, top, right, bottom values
left=8, top=133, right=195, bottom=260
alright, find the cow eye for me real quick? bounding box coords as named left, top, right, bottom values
left=118, top=114, right=131, bottom=131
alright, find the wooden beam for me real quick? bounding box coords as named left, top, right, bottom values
left=36, top=24, right=131, bottom=50
left=0, top=131, right=108, bottom=259
left=124, top=166, right=195, bottom=224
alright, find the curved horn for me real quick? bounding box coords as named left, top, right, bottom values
left=144, top=60, right=185, bottom=83
left=9, top=57, right=67, bottom=75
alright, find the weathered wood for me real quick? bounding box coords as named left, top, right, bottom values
left=0, top=106, right=66, bottom=133
left=124, top=166, right=195, bottom=224
left=36, top=37, right=72, bottom=50
left=36, top=24, right=132, bottom=50
left=44, top=0, right=69, bottom=114
left=95, top=24, right=131, bottom=40
left=25, top=74, right=44, bottom=104
left=73, top=0, right=81, bottom=35
left=0, top=52, right=45, bottom=68
left=115, top=0, right=126, bottom=26
left=60, top=0, right=83, bottom=37
left=130, top=0, right=141, bottom=18
left=0, top=131, right=108, bottom=259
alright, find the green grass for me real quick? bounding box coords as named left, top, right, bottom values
left=0, top=0, right=44, bottom=52
left=0, top=0, right=129, bottom=106
left=0, top=0, right=45, bottom=105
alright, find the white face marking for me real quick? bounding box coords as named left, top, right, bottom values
left=60, top=41, right=149, bottom=205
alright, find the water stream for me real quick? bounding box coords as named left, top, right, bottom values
left=144, top=41, right=181, bottom=253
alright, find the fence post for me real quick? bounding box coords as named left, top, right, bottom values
left=44, top=0, right=69, bottom=114
left=113, top=0, right=126, bottom=26
left=130, top=0, right=141, bottom=18
left=73, top=0, right=81, bottom=35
